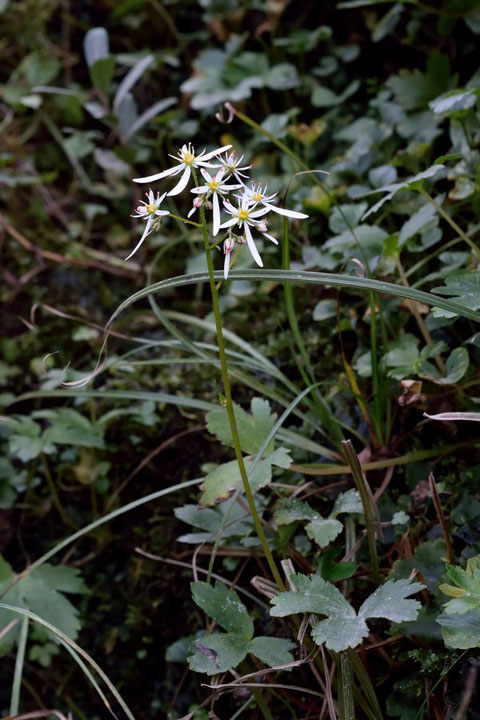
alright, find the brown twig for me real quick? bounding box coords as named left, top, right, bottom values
left=428, top=472, right=455, bottom=564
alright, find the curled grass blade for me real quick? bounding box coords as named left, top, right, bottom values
left=0, top=603, right=134, bottom=720
left=106, top=270, right=480, bottom=326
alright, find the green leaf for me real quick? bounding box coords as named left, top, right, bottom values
left=398, top=199, right=439, bottom=247
left=199, top=447, right=290, bottom=506
left=312, top=79, right=360, bottom=107
left=191, top=581, right=253, bottom=639
left=0, top=556, right=87, bottom=654
left=421, top=347, right=469, bottom=385
left=330, top=489, right=362, bottom=518
left=361, top=165, right=445, bottom=219
left=270, top=574, right=423, bottom=652
left=188, top=633, right=250, bottom=674
left=437, top=608, right=480, bottom=649
left=359, top=579, right=424, bottom=622
left=248, top=636, right=296, bottom=667
left=306, top=517, right=343, bottom=548
left=90, top=56, right=115, bottom=95
left=37, top=408, right=106, bottom=449
left=390, top=539, right=447, bottom=593
left=311, top=616, right=369, bottom=652
left=432, top=271, right=480, bottom=319
left=175, top=502, right=253, bottom=543
left=206, top=398, right=277, bottom=456
left=270, top=573, right=355, bottom=618
left=429, top=89, right=478, bottom=116
left=439, top=555, right=480, bottom=614
left=274, top=498, right=314, bottom=525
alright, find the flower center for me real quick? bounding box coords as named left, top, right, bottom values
left=238, top=209, right=249, bottom=221
left=209, top=180, right=219, bottom=191
left=146, top=203, right=156, bottom=213
left=183, top=151, right=195, bottom=164
left=253, top=193, right=262, bottom=202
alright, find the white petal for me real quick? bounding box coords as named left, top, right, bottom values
left=187, top=205, right=198, bottom=218
left=155, top=209, right=170, bottom=217
left=191, top=185, right=210, bottom=194
left=167, top=165, right=191, bottom=196
left=250, top=207, right=270, bottom=218
left=244, top=224, right=263, bottom=267
left=224, top=251, right=231, bottom=279
left=214, top=168, right=226, bottom=183
left=133, top=165, right=179, bottom=183
left=218, top=216, right=239, bottom=230
left=200, top=144, right=233, bottom=162
left=200, top=168, right=213, bottom=184
left=262, top=231, right=278, bottom=244
left=125, top=216, right=153, bottom=261
left=265, top=202, right=309, bottom=219
left=212, top=192, right=220, bottom=236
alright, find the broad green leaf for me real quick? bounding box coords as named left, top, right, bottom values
left=312, top=79, right=360, bottom=107
left=361, top=165, right=445, bottom=219
left=175, top=502, right=253, bottom=543
left=273, top=498, right=314, bottom=525
left=330, top=489, right=362, bottom=518
left=37, top=408, right=106, bottom=449
left=359, top=579, right=424, bottom=622
left=0, top=556, right=87, bottom=654
left=199, top=447, right=290, bottom=506
left=190, top=581, right=253, bottom=639
left=248, top=636, right=296, bottom=667
left=398, top=199, right=439, bottom=247
left=270, top=573, right=356, bottom=618
left=429, top=89, right=478, bottom=116
left=306, top=517, right=343, bottom=548
left=390, top=539, right=447, bottom=593
left=439, top=556, right=480, bottom=614
left=432, top=271, right=480, bottom=319
left=311, top=616, right=369, bottom=652
left=188, top=632, right=250, bottom=674
left=387, top=54, right=453, bottom=111
left=206, top=398, right=276, bottom=456
left=90, top=56, right=115, bottom=95
left=421, top=347, right=469, bottom=385
left=437, top=608, right=480, bottom=649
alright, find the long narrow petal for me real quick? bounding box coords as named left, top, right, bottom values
left=224, top=251, right=231, bottom=279
left=191, top=185, right=210, bottom=194
left=214, top=168, right=226, bottom=183
left=125, top=216, right=153, bottom=260
left=168, top=165, right=191, bottom=196
left=244, top=224, right=263, bottom=267
left=261, top=231, right=278, bottom=244
left=265, top=202, right=309, bottom=219
left=154, top=209, right=170, bottom=217
left=249, top=207, right=270, bottom=219
left=212, top=192, right=220, bottom=237
left=218, top=217, right=238, bottom=230
left=133, top=165, right=179, bottom=183
left=200, top=144, right=233, bottom=162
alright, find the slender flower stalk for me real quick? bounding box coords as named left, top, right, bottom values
left=193, top=167, right=285, bottom=592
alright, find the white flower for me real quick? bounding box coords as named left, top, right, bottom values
left=132, top=143, right=232, bottom=197
left=210, top=151, right=252, bottom=184
left=219, top=196, right=277, bottom=267
left=127, top=189, right=169, bottom=260
left=242, top=183, right=309, bottom=219
left=191, top=168, right=243, bottom=236
left=223, top=238, right=235, bottom=279
left=187, top=196, right=203, bottom=219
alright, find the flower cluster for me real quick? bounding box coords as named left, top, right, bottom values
left=130, top=142, right=308, bottom=277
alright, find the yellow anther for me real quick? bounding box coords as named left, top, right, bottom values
left=238, top=209, right=249, bottom=220
left=209, top=180, right=219, bottom=191
left=253, top=193, right=262, bottom=202
left=183, top=151, right=195, bottom=164
left=146, top=203, right=156, bottom=213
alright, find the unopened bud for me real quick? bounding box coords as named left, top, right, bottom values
left=224, top=238, right=235, bottom=254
